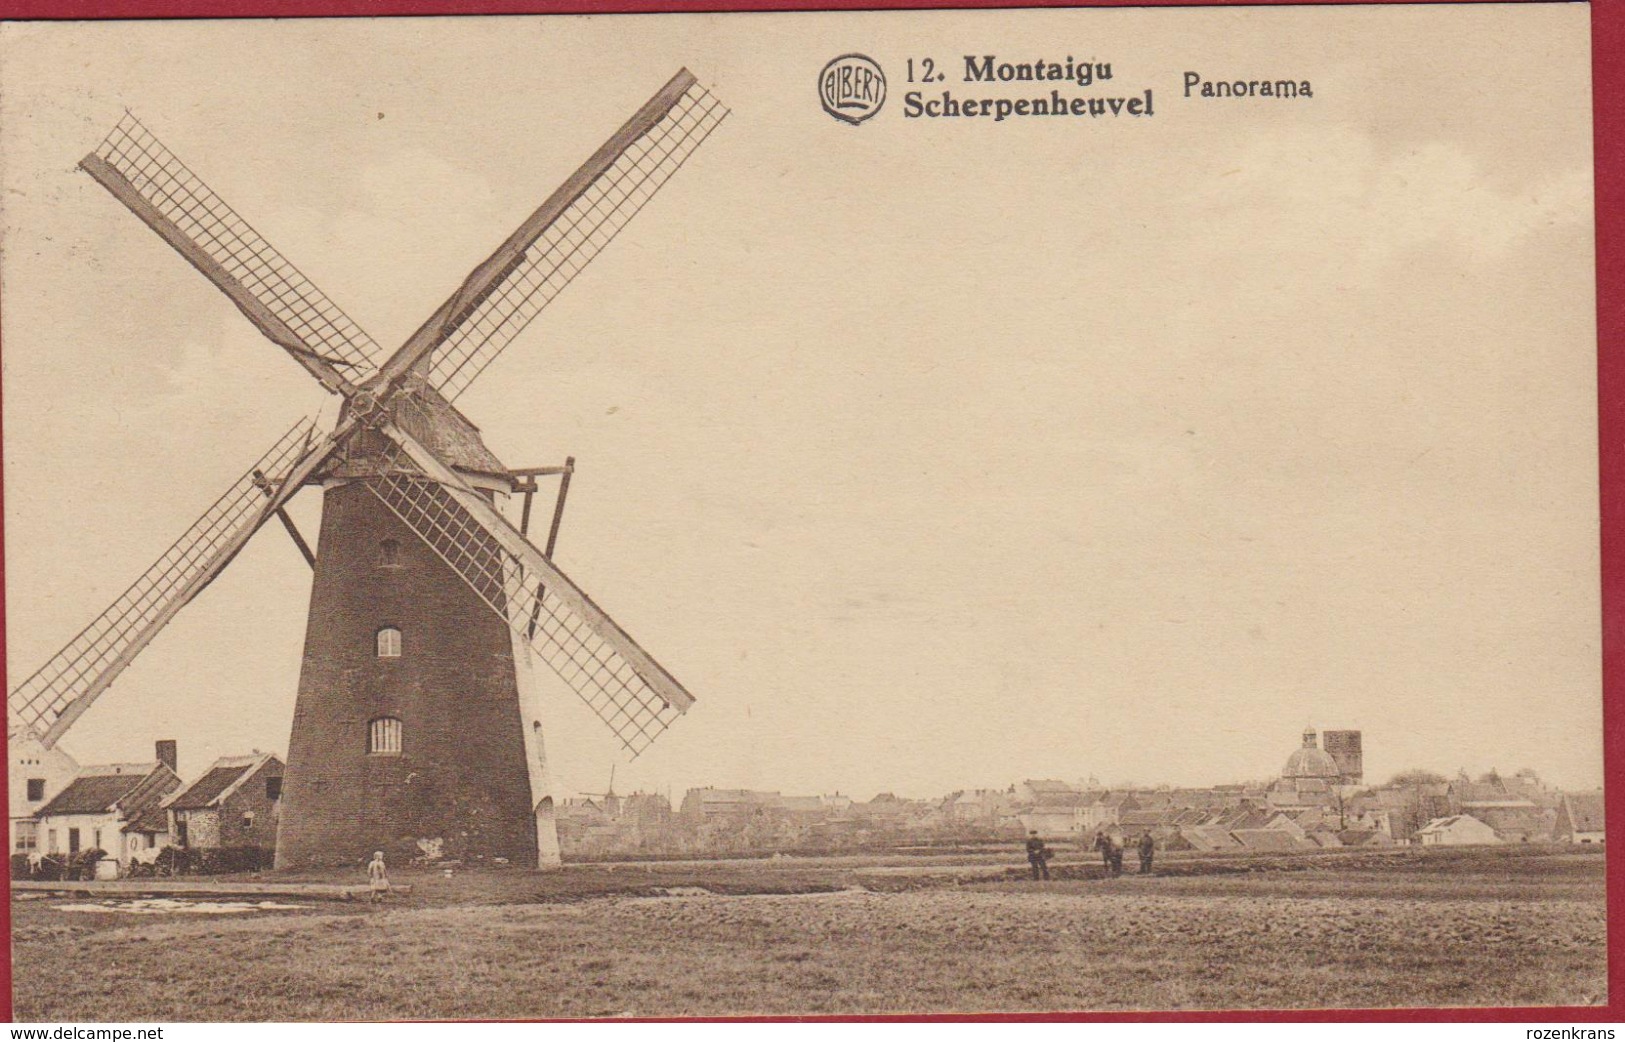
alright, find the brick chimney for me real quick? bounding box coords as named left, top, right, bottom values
left=155, top=739, right=178, bottom=774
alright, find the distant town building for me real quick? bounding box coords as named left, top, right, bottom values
left=1018, top=779, right=1079, bottom=805
left=1078, top=791, right=1140, bottom=830
left=679, top=788, right=779, bottom=822
left=1417, top=814, right=1500, bottom=846
left=1270, top=727, right=1346, bottom=807
left=1019, top=804, right=1084, bottom=840
left=1555, top=792, right=1605, bottom=844
left=1322, top=730, right=1363, bottom=785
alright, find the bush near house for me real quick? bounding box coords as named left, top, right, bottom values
left=147, top=845, right=274, bottom=876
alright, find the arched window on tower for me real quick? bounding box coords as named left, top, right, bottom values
left=376, top=627, right=402, bottom=659
left=368, top=717, right=402, bottom=756
left=378, top=539, right=400, bottom=568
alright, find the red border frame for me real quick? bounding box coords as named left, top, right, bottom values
left=0, top=0, right=1617, bottom=1024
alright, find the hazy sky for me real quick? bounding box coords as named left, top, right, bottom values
left=0, top=6, right=1600, bottom=800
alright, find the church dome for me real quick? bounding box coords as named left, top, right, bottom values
left=1282, top=727, right=1342, bottom=780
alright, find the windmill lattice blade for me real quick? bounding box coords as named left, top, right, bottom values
left=415, top=75, right=728, bottom=402
left=9, top=419, right=329, bottom=746
left=83, top=113, right=384, bottom=387
left=362, top=431, right=692, bottom=756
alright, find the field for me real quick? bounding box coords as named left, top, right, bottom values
left=9, top=845, right=1607, bottom=1020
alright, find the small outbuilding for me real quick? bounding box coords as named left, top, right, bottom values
left=164, top=752, right=284, bottom=851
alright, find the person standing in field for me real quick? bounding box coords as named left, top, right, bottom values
left=1025, top=831, right=1051, bottom=880
left=1093, top=830, right=1113, bottom=876
left=367, top=850, right=390, bottom=905
left=1107, top=833, right=1125, bottom=877
left=1138, top=830, right=1155, bottom=874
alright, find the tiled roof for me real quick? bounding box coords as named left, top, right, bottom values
left=123, top=803, right=170, bottom=835
left=36, top=773, right=142, bottom=816
left=167, top=764, right=253, bottom=811
left=1565, top=792, right=1605, bottom=833
left=1450, top=780, right=1509, bottom=803
left=1222, top=809, right=1272, bottom=831
left=36, top=764, right=164, bottom=817
left=1230, top=829, right=1309, bottom=851
left=1180, top=826, right=1241, bottom=851
left=1419, top=814, right=1492, bottom=834
left=1472, top=805, right=1551, bottom=835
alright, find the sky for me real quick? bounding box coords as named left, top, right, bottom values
left=0, top=6, right=1601, bottom=801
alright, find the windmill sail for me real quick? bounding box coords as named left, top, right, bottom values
left=81, top=113, right=382, bottom=394
left=376, top=69, right=728, bottom=403
left=362, top=423, right=693, bottom=756
left=8, top=420, right=335, bottom=747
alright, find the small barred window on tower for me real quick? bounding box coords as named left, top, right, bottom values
left=377, top=627, right=402, bottom=658
left=368, top=717, right=403, bottom=755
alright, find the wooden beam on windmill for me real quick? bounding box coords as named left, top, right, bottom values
left=253, top=469, right=317, bottom=569
left=508, top=457, right=576, bottom=639
left=511, top=458, right=575, bottom=553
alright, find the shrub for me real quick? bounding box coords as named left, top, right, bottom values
left=200, top=846, right=273, bottom=874
left=10, top=853, right=32, bottom=880
left=68, top=848, right=106, bottom=880
left=154, top=845, right=193, bottom=876
left=155, top=845, right=273, bottom=875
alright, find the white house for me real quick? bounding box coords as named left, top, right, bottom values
left=1416, top=814, right=1500, bottom=846
left=34, top=759, right=181, bottom=871
left=8, top=725, right=80, bottom=856
left=1019, top=805, right=1085, bottom=840
left=1078, top=792, right=1139, bottom=831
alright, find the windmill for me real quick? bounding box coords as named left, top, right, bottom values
left=8, top=69, right=728, bottom=869
left=581, top=765, right=621, bottom=818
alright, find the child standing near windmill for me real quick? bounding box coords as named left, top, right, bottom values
left=367, top=850, right=390, bottom=905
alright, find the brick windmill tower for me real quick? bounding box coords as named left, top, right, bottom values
left=8, top=70, right=727, bottom=868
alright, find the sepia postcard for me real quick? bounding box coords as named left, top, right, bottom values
left=0, top=2, right=1606, bottom=1021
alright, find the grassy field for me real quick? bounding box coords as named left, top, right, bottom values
left=9, top=845, right=1606, bottom=1019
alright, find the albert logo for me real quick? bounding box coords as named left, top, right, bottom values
left=819, top=54, right=887, bottom=125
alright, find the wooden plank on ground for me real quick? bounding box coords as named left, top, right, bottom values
left=11, top=880, right=411, bottom=901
